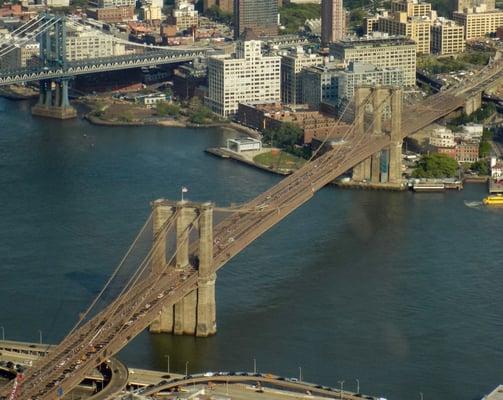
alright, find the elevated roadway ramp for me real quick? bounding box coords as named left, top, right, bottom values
left=139, top=374, right=378, bottom=400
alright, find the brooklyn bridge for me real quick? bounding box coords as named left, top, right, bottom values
left=1, top=15, right=503, bottom=398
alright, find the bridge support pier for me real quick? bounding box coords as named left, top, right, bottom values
left=351, top=86, right=403, bottom=184
left=32, top=78, right=77, bottom=120
left=464, top=92, right=482, bottom=116
left=149, top=200, right=217, bottom=337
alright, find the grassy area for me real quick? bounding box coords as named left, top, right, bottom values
left=279, top=3, right=321, bottom=34
left=254, top=150, right=306, bottom=171
left=418, top=50, right=494, bottom=74
left=92, top=102, right=154, bottom=123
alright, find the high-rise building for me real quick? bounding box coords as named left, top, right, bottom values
left=65, top=26, right=126, bottom=61
left=0, top=43, right=39, bottom=69
left=377, top=12, right=431, bottom=53
left=168, top=0, right=199, bottom=30
left=330, top=35, right=417, bottom=86
left=206, top=40, right=281, bottom=117
left=452, top=8, right=503, bottom=39
left=140, top=3, right=162, bottom=20
left=233, top=0, right=278, bottom=39
left=390, top=0, right=432, bottom=17
left=431, top=18, right=465, bottom=54
left=321, top=0, right=345, bottom=46
left=301, top=61, right=404, bottom=110
left=281, top=47, right=323, bottom=105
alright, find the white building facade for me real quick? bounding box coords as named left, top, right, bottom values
left=430, top=127, right=456, bottom=147
left=65, top=28, right=127, bottom=61
left=206, top=40, right=281, bottom=117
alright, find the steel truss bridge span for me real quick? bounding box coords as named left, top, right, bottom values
left=0, top=64, right=502, bottom=400
left=0, top=50, right=209, bottom=86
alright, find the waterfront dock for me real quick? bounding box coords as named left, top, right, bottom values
left=488, top=179, right=503, bottom=194
left=206, top=147, right=293, bottom=176
left=335, top=180, right=407, bottom=191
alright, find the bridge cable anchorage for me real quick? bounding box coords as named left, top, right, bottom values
left=10, top=210, right=199, bottom=400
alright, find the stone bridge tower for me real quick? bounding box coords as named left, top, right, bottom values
left=352, top=86, right=403, bottom=184
left=149, top=200, right=217, bottom=337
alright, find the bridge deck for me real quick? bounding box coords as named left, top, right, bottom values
left=0, top=63, right=501, bottom=400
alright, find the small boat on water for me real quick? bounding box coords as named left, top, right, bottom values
left=483, top=194, right=503, bottom=205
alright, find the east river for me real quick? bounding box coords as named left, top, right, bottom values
left=0, top=97, right=502, bottom=400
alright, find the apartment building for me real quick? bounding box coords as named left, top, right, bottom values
left=86, top=6, right=134, bottom=23
left=281, top=47, right=323, bottom=105
left=431, top=18, right=465, bottom=54
left=206, top=40, right=281, bottom=117
left=0, top=43, right=39, bottom=69
left=168, top=1, right=198, bottom=30
left=140, top=4, right=162, bottom=20
left=321, top=0, right=345, bottom=45
left=330, top=35, right=417, bottom=86
left=301, top=62, right=404, bottom=110
left=377, top=12, right=431, bottom=53
left=233, top=0, right=278, bottom=38
left=94, top=0, right=136, bottom=8
left=65, top=27, right=126, bottom=61
left=453, top=8, right=503, bottom=39
left=390, top=0, right=432, bottom=17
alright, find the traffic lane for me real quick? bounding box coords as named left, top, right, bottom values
left=142, top=375, right=374, bottom=400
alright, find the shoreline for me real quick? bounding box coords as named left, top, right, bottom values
left=84, top=111, right=262, bottom=138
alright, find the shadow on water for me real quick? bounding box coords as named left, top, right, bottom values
left=1, top=98, right=503, bottom=400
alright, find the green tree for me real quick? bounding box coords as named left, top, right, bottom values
left=279, top=3, right=321, bottom=34
left=470, top=159, right=490, bottom=175
left=189, top=105, right=213, bottom=124
left=263, top=122, right=304, bottom=148
left=156, top=101, right=180, bottom=117
left=479, top=140, right=491, bottom=158
left=413, top=153, right=459, bottom=178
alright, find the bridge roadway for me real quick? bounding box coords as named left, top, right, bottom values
left=138, top=374, right=374, bottom=400
left=0, top=49, right=209, bottom=86
left=1, top=64, right=502, bottom=400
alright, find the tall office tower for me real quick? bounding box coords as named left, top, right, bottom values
left=321, top=0, right=345, bottom=46
left=233, top=0, right=278, bottom=39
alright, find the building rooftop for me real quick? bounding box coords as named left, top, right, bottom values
left=332, top=34, right=416, bottom=48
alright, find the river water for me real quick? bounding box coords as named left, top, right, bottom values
left=0, top=97, right=502, bottom=400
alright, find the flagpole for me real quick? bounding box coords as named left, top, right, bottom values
left=181, top=187, right=184, bottom=202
